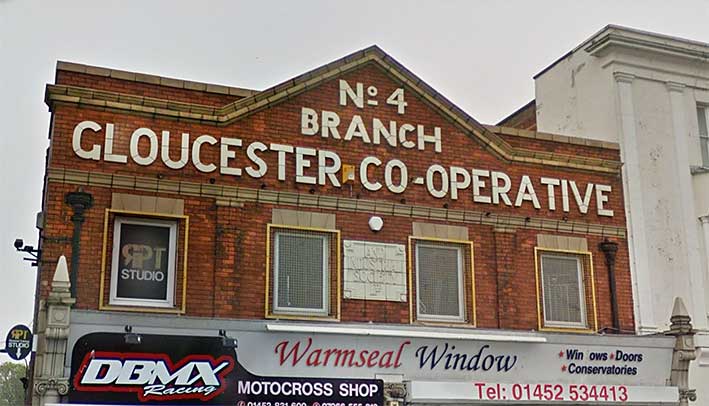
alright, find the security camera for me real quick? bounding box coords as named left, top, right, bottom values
left=14, top=239, right=24, bottom=250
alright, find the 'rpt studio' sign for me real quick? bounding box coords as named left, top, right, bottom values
left=5, top=324, right=32, bottom=361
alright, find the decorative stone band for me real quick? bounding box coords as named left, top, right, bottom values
left=47, top=168, right=626, bottom=238
left=45, top=46, right=622, bottom=174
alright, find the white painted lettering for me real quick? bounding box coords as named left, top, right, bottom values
left=472, top=169, right=492, bottom=204
left=219, top=137, right=242, bottom=176
left=515, top=175, right=541, bottom=209
left=192, top=135, right=217, bottom=173
left=245, top=141, right=268, bottom=178
left=426, top=164, right=448, bottom=198
left=295, top=147, right=317, bottom=184
left=270, top=143, right=294, bottom=181
left=491, top=171, right=512, bottom=206
left=339, top=80, right=364, bottom=108
left=104, top=123, right=127, bottom=163
left=72, top=120, right=102, bottom=160
left=570, top=181, right=593, bottom=214
left=321, top=110, right=341, bottom=139
left=596, top=184, right=614, bottom=217
left=449, top=166, right=470, bottom=200
left=360, top=156, right=382, bottom=191
left=417, top=125, right=442, bottom=153
left=541, top=177, right=560, bottom=211
left=344, top=115, right=371, bottom=143
left=372, top=118, right=397, bottom=147
left=161, top=131, right=189, bottom=169
left=130, top=128, right=158, bottom=166
left=318, top=150, right=341, bottom=186
left=385, top=159, right=407, bottom=194
left=301, top=107, right=318, bottom=135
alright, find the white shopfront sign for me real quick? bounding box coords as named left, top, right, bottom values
left=407, top=381, right=678, bottom=404
left=68, top=314, right=679, bottom=404
left=232, top=330, right=670, bottom=386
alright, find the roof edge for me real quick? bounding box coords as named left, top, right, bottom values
left=56, top=60, right=259, bottom=98
left=47, top=45, right=622, bottom=174
left=496, top=99, right=535, bottom=126
left=534, top=24, right=709, bottom=80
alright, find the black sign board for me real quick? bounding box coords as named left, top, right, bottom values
left=116, top=222, right=171, bottom=300
left=70, top=333, right=384, bottom=405
left=5, top=324, right=32, bottom=360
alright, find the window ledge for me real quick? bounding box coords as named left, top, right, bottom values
left=99, top=305, right=184, bottom=315
left=413, top=320, right=473, bottom=329
left=539, top=326, right=596, bottom=334
left=266, top=313, right=340, bottom=322
left=691, top=165, right=709, bottom=175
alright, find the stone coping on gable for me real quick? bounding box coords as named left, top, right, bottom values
left=485, top=125, right=621, bottom=151
left=57, top=61, right=259, bottom=98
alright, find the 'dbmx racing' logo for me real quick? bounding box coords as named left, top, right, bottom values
left=73, top=352, right=235, bottom=402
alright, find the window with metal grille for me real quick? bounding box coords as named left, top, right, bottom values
left=540, top=254, right=587, bottom=328
left=696, top=106, right=709, bottom=167
left=273, top=231, right=328, bottom=315
left=416, top=243, right=464, bottom=321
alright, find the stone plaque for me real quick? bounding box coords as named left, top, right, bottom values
left=343, top=240, right=407, bottom=302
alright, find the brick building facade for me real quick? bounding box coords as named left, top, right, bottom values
left=30, top=47, right=681, bottom=405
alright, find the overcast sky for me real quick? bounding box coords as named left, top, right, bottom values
left=1, top=0, right=709, bottom=363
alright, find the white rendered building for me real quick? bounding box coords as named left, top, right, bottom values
left=510, top=24, right=709, bottom=402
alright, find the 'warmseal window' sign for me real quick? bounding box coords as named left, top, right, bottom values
left=109, top=217, right=177, bottom=307
left=69, top=79, right=615, bottom=217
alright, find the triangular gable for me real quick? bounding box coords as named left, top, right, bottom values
left=45, top=46, right=620, bottom=173
left=218, top=45, right=512, bottom=161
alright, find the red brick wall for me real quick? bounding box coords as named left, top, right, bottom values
left=40, top=61, right=634, bottom=332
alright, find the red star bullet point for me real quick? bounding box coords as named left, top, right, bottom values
left=610, top=353, right=614, bottom=360
left=561, top=365, right=567, bottom=372
left=558, top=351, right=564, bottom=357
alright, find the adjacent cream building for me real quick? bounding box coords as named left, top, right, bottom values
left=520, top=24, right=709, bottom=402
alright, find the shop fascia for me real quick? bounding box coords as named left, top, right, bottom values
left=63, top=315, right=681, bottom=405
left=70, top=80, right=614, bottom=217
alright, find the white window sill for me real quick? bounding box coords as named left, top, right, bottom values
left=690, top=165, right=709, bottom=175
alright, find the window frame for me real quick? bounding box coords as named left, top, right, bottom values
left=534, top=247, right=598, bottom=333
left=415, top=242, right=466, bottom=322
left=407, top=236, right=475, bottom=326
left=697, top=105, right=709, bottom=167
left=272, top=230, right=330, bottom=316
left=265, top=224, right=341, bottom=321
left=108, top=216, right=178, bottom=309
left=539, top=253, right=587, bottom=329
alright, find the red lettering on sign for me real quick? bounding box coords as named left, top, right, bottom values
left=274, top=338, right=410, bottom=369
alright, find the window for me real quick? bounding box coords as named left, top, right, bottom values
left=696, top=106, right=709, bottom=167
left=273, top=231, right=329, bottom=315
left=109, top=217, right=177, bottom=308
left=540, top=254, right=587, bottom=328
left=415, top=243, right=465, bottom=322
left=266, top=224, right=340, bottom=319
